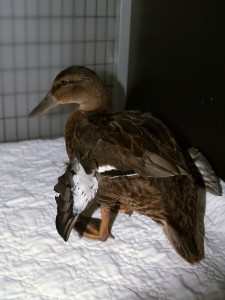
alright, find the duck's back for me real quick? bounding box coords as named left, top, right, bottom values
left=68, top=110, right=191, bottom=177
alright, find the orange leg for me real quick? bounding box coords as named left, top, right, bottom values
left=73, top=206, right=113, bottom=241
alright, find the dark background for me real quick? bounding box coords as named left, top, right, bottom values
left=127, top=0, right=225, bottom=180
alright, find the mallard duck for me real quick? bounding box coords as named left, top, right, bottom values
left=29, top=66, right=221, bottom=263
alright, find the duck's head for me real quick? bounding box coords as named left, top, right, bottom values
left=29, top=66, right=108, bottom=117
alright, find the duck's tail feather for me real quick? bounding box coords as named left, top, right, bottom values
left=163, top=222, right=204, bottom=264
left=187, top=147, right=222, bottom=196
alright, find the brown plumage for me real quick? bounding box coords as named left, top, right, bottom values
left=29, top=66, right=221, bottom=263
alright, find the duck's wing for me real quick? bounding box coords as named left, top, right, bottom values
left=73, top=111, right=191, bottom=178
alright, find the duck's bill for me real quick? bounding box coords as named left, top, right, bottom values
left=29, top=92, right=57, bottom=117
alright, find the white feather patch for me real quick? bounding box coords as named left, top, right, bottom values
left=71, top=158, right=98, bottom=215
left=98, top=164, right=138, bottom=178
left=98, top=165, right=116, bottom=173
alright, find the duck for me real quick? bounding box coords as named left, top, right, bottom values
left=29, top=66, right=222, bottom=263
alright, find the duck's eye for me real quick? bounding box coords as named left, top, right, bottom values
left=61, top=80, right=67, bottom=86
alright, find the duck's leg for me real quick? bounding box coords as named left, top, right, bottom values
left=73, top=206, right=112, bottom=241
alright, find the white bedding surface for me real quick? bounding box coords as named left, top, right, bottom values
left=0, top=138, right=225, bottom=300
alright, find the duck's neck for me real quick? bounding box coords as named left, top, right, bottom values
left=64, top=85, right=108, bottom=158
left=79, top=97, right=108, bottom=112
left=64, top=105, right=109, bottom=158
left=78, top=88, right=108, bottom=112
left=64, top=110, right=83, bottom=158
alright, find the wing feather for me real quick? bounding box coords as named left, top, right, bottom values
left=73, top=111, right=190, bottom=178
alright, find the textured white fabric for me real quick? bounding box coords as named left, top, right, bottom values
left=0, top=138, right=224, bottom=300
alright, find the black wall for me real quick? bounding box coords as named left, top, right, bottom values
left=127, top=0, right=225, bottom=180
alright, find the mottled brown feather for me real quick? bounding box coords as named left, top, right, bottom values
left=65, top=111, right=190, bottom=178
